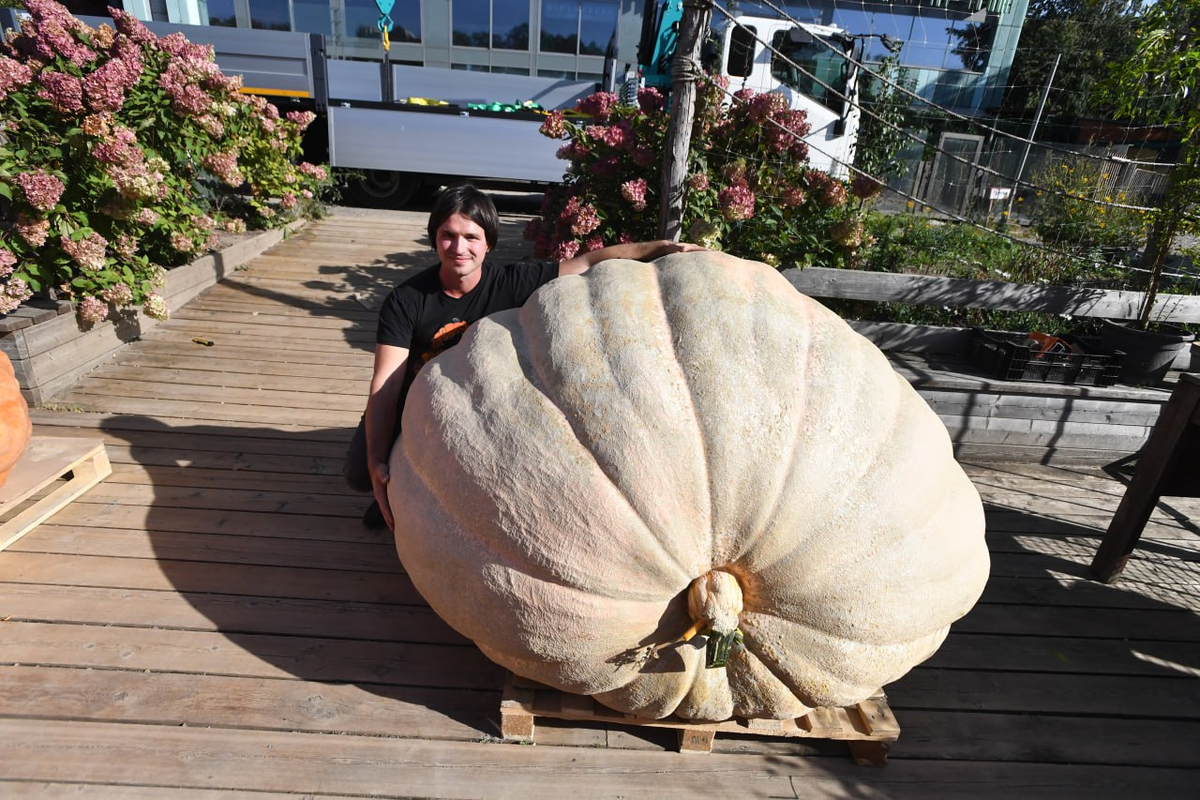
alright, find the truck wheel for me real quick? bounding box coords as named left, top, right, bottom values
left=346, top=170, right=422, bottom=207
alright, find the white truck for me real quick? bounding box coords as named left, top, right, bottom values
left=6, top=8, right=862, bottom=203
left=638, top=1, right=862, bottom=177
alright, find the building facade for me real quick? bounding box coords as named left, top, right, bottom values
left=120, top=0, right=1028, bottom=114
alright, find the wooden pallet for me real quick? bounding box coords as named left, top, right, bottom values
left=499, top=674, right=900, bottom=764
left=0, top=436, right=112, bottom=552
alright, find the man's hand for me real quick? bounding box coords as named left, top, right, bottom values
left=370, top=461, right=394, bottom=530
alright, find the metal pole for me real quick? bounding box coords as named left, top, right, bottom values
left=1006, top=53, right=1060, bottom=222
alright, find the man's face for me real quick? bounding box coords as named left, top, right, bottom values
left=436, top=212, right=490, bottom=283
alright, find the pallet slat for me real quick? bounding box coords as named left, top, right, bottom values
left=0, top=436, right=111, bottom=551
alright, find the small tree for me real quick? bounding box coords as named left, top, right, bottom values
left=1097, top=0, right=1200, bottom=329
left=854, top=53, right=916, bottom=183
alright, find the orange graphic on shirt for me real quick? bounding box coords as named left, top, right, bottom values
left=417, top=319, right=470, bottom=370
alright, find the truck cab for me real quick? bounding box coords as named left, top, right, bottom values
left=639, top=3, right=861, bottom=177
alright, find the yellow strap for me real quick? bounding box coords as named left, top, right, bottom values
left=383, top=28, right=390, bottom=52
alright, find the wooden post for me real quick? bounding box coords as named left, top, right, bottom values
left=658, top=0, right=712, bottom=241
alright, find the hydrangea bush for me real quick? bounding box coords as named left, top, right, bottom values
left=525, top=78, right=868, bottom=269
left=0, top=1, right=332, bottom=322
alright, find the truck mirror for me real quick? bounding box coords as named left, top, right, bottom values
left=787, top=28, right=813, bottom=45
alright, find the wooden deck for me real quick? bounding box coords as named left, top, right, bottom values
left=1, top=207, right=1198, bottom=797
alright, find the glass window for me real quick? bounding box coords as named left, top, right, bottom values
left=770, top=29, right=849, bottom=114
left=493, top=0, right=529, bottom=50
left=345, top=0, right=421, bottom=43
left=727, top=24, right=756, bottom=78
left=578, top=0, right=617, bottom=56
left=454, top=0, right=491, bottom=48
left=540, top=1, right=578, bottom=54
left=250, top=0, right=291, bottom=31
left=205, top=0, right=237, bottom=27
left=294, top=0, right=331, bottom=36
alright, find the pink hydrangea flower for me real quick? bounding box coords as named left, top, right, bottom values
left=143, top=293, right=169, bottom=321
left=539, top=110, right=567, bottom=138
left=576, top=92, right=618, bottom=122
left=621, top=178, right=648, bottom=212
left=1, top=277, right=32, bottom=314
left=298, top=162, right=328, bottom=181
left=112, top=233, right=139, bottom=260
left=77, top=295, right=109, bottom=325
left=582, top=235, right=605, bottom=252
left=19, top=0, right=97, bottom=67
left=830, top=218, right=864, bottom=248
left=170, top=231, right=194, bottom=252
left=781, top=186, right=807, bottom=207
left=0, top=55, right=34, bottom=103
left=16, top=214, right=51, bottom=248
left=0, top=248, right=16, bottom=278
left=61, top=232, right=108, bottom=272
left=767, top=110, right=811, bottom=155
left=285, top=110, right=316, bottom=129
left=688, top=172, right=709, bottom=192
left=100, top=283, right=134, bottom=307
left=821, top=180, right=848, bottom=208
left=552, top=239, right=580, bottom=261
left=280, top=193, right=299, bottom=210
left=110, top=7, right=158, bottom=47
left=203, top=151, right=243, bottom=187
left=16, top=169, right=65, bottom=212
left=569, top=202, right=601, bottom=237
left=37, top=71, right=85, bottom=114
left=84, top=52, right=143, bottom=113
left=637, top=87, right=665, bottom=113
left=718, top=180, right=756, bottom=221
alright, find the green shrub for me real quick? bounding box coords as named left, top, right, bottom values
left=524, top=78, right=868, bottom=269
left=0, top=0, right=332, bottom=323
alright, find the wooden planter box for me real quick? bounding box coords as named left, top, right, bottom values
left=0, top=220, right=305, bottom=406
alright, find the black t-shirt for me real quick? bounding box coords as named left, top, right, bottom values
left=376, top=258, right=559, bottom=407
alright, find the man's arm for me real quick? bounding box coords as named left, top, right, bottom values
left=364, top=343, right=409, bottom=530
left=558, top=239, right=705, bottom=277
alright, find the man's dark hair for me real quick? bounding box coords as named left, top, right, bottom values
left=428, top=183, right=499, bottom=250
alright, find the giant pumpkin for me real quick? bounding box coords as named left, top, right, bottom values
left=389, top=252, right=989, bottom=721
left=1, top=351, right=32, bottom=488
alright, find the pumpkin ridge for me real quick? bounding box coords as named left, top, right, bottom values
left=721, top=281, right=818, bottom=568
left=513, top=271, right=700, bottom=583
left=728, top=306, right=887, bottom=580
left=401, top=322, right=677, bottom=600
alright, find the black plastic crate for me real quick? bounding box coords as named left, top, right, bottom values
left=970, top=329, right=1124, bottom=386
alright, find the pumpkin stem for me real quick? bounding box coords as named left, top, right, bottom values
left=687, top=570, right=743, bottom=636
left=624, top=571, right=746, bottom=671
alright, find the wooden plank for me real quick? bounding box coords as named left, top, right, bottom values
left=891, top=669, right=1200, bottom=718
left=0, top=622, right=496, bottom=687
left=784, top=267, right=1200, bottom=324
left=2, top=716, right=1191, bottom=794
left=28, top=408, right=355, bottom=442
left=0, top=666, right=493, bottom=741
left=0, top=437, right=111, bottom=552
left=0, top=583, right=456, bottom=642
left=0, top=551, right=420, bottom=605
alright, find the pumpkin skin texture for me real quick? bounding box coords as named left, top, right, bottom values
left=1, top=351, right=32, bottom=488
left=389, top=252, right=989, bottom=721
